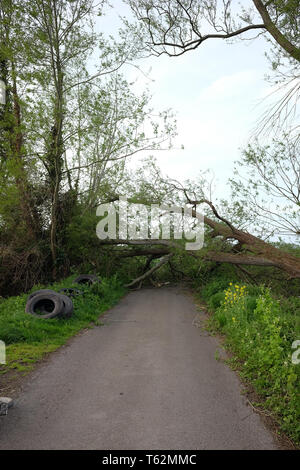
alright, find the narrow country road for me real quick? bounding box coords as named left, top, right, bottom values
left=0, top=287, right=278, bottom=450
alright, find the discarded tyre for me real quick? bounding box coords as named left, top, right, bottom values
left=27, top=289, right=57, bottom=303
left=59, top=288, right=83, bottom=298
left=25, top=293, right=64, bottom=319
left=74, top=274, right=100, bottom=285
left=59, top=294, right=74, bottom=319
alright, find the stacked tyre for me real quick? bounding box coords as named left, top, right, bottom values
left=25, top=290, right=74, bottom=319
left=25, top=275, right=100, bottom=319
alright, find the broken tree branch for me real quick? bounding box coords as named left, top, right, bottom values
left=125, top=253, right=174, bottom=288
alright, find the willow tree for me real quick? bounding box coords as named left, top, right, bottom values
left=125, top=0, right=300, bottom=61
left=126, top=0, right=300, bottom=134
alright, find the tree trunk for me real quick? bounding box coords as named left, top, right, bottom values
left=200, top=211, right=300, bottom=278
left=98, top=221, right=300, bottom=279
left=49, top=59, right=64, bottom=278
left=11, top=70, right=39, bottom=241
left=253, top=0, right=300, bottom=62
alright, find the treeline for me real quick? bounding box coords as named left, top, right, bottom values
left=0, top=0, right=175, bottom=295
left=0, top=0, right=299, bottom=297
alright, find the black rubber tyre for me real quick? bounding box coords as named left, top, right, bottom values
left=27, top=289, right=57, bottom=303
left=74, top=274, right=101, bottom=285
left=59, top=288, right=83, bottom=298
left=25, top=293, right=64, bottom=319
left=58, top=294, right=74, bottom=318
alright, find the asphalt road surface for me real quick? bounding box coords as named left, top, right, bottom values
left=0, top=287, right=278, bottom=449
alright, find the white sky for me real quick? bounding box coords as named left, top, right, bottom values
left=96, top=1, right=275, bottom=199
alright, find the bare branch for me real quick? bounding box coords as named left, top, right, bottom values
left=125, top=253, right=174, bottom=287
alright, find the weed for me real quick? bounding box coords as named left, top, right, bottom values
left=201, top=278, right=300, bottom=445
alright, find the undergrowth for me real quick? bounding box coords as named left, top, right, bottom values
left=199, top=279, right=300, bottom=446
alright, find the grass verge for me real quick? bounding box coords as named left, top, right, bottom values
left=196, top=279, right=300, bottom=447
left=0, top=275, right=126, bottom=384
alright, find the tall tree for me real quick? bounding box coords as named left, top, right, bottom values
left=0, top=0, right=177, bottom=292
left=21, top=0, right=98, bottom=275
left=0, top=0, right=40, bottom=241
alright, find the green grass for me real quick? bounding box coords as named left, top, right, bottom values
left=197, top=278, right=300, bottom=446
left=0, top=274, right=126, bottom=375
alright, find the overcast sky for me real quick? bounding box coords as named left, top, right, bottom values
left=96, top=1, right=275, bottom=198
